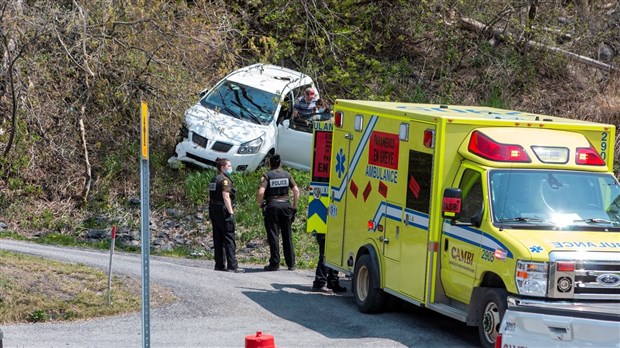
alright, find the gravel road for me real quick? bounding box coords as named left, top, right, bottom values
left=0, top=239, right=479, bottom=347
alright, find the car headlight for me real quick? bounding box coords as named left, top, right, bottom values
left=516, top=260, right=548, bottom=297
left=238, top=137, right=263, bottom=154
left=180, top=121, right=189, bottom=139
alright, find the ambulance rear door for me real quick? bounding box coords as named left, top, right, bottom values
left=306, top=121, right=333, bottom=235
left=397, top=119, right=436, bottom=302
left=325, top=127, right=353, bottom=268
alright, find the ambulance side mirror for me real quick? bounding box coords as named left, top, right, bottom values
left=442, top=188, right=462, bottom=222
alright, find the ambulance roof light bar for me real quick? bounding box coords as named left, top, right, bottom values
left=468, top=130, right=531, bottom=162
left=531, top=146, right=569, bottom=164
left=576, top=145, right=606, bottom=166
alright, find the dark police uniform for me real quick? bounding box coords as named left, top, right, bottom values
left=260, top=169, right=297, bottom=270
left=312, top=232, right=346, bottom=292
left=209, top=172, right=238, bottom=271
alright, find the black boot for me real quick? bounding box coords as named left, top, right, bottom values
left=328, top=284, right=347, bottom=293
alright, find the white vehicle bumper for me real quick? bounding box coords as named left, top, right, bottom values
left=499, top=297, right=620, bottom=347
left=174, top=137, right=265, bottom=172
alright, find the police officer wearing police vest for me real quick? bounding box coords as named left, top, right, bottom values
left=257, top=154, right=300, bottom=271
left=209, top=158, right=244, bottom=273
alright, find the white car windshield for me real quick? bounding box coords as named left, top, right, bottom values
left=490, top=170, right=620, bottom=230
left=200, top=80, right=279, bottom=125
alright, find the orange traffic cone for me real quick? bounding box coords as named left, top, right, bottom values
left=245, top=331, right=276, bottom=348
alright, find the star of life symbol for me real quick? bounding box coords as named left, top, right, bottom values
left=336, top=148, right=346, bottom=179
left=529, top=246, right=543, bottom=253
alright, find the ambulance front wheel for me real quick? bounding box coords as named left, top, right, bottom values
left=353, top=254, right=386, bottom=313
left=477, top=288, right=507, bottom=348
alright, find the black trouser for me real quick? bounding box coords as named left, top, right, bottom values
left=209, top=204, right=238, bottom=270
left=264, top=202, right=295, bottom=268
left=313, top=233, right=340, bottom=288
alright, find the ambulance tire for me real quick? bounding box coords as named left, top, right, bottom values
left=477, top=288, right=507, bottom=348
left=353, top=254, right=385, bottom=313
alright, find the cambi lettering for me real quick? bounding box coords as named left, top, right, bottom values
left=451, top=247, right=474, bottom=265
left=551, top=241, right=620, bottom=248
left=365, top=164, right=398, bottom=183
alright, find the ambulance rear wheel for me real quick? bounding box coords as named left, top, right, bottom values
left=477, top=288, right=507, bottom=348
left=353, top=254, right=385, bottom=313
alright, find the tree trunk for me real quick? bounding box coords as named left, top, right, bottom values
left=458, top=16, right=616, bottom=72
left=79, top=117, right=92, bottom=202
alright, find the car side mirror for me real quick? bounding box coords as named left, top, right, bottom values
left=442, top=188, right=462, bottom=221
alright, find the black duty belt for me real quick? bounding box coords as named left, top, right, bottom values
left=267, top=198, right=288, bottom=203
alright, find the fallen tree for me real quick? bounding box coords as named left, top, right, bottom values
left=458, top=16, right=616, bottom=72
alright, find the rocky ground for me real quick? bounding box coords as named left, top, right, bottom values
left=0, top=199, right=276, bottom=265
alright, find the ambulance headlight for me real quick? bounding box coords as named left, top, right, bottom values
left=516, top=260, right=548, bottom=297
left=238, top=137, right=263, bottom=154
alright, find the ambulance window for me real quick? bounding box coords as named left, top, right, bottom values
left=458, top=169, right=484, bottom=223
left=406, top=150, right=432, bottom=213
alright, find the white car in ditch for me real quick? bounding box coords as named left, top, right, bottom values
left=169, top=63, right=321, bottom=172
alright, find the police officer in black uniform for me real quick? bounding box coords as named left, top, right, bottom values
left=312, top=231, right=347, bottom=292
left=257, top=154, right=300, bottom=271
left=209, top=158, right=244, bottom=273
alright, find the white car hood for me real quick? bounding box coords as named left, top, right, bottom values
left=184, top=104, right=271, bottom=144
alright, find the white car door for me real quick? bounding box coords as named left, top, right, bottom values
left=275, top=85, right=316, bottom=172
left=276, top=118, right=313, bottom=171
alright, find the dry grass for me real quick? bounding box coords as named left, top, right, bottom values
left=0, top=250, right=175, bottom=324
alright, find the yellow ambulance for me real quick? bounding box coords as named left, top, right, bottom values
left=308, top=100, right=619, bottom=348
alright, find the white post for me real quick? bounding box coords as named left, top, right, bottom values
left=107, top=225, right=117, bottom=306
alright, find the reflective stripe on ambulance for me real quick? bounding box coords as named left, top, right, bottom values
left=443, top=222, right=514, bottom=259
left=307, top=182, right=329, bottom=233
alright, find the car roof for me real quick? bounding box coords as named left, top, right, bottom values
left=223, top=63, right=313, bottom=93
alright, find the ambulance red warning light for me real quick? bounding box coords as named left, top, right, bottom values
left=576, top=145, right=606, bottom=166
left=468, top=130, right=531, bottom=162
left=334, top=111, right=344, bottom=128
left=367, top=220, right=375, bottom=230
left=423, top=129, right=435, bottom=148
left=557, top=262, right=575, bottom=272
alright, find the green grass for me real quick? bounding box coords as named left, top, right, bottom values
left=0, top=230, right=28, bottom=240
left=185, top=169, right=215, bottom=206
left=176, top=166, right=319, bottom=268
